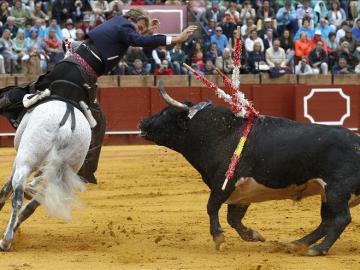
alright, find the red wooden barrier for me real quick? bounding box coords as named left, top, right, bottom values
left=1, top=84, right=360, bottom=146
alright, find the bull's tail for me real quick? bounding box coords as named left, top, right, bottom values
left=32, top=127, right=85, bottom=220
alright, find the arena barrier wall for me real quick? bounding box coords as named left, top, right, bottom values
left=1, top=74, right=360, bottom=146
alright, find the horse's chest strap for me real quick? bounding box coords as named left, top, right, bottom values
left=59, top=103, right=76, bottom=131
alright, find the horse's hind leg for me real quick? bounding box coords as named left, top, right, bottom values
left=14, top=199, right=40, bottom=232
left=0, top=165, right=31, bottom=251
left=0, top=177, right=13, bottom=211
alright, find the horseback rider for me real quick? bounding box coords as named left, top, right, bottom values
left=0, top=7, right=197, bottom=184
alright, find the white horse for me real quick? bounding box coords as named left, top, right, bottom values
left=0, top=100, right=91, bottom=251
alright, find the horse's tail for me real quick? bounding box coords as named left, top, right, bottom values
left=34, top=126, right=86, bottom=220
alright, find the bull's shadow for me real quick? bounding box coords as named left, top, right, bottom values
left=139, top=82, right=360, bottom=256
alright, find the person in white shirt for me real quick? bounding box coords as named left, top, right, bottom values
left=61, top=18, right=76, bottom=41
left=245, top=29, right=264, bottom=52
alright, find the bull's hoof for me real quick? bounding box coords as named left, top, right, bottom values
left=240, top=229, right=265, bottom=242
left=213, top=233, right=225, bottom=251
left=0, top=239, right=11, bottom=252
left=306, top=245, right=327, bottom=256
left=287, top=241, right=308, bottom=254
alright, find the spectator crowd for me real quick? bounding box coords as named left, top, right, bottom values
left=0, top=0, right=359, bottom=76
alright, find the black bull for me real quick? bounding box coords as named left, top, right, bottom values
left=139, top=84, right=360, bottom=256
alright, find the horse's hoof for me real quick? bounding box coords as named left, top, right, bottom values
left=0, top=239, right=11, bottom=252
left=306, top=245, right=327, bottom=256
left=251, top=230, right=265, bottom=242
left=213, top=233, right=225, bottom=251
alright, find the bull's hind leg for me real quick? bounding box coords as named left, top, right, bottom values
left=289, top=202, right=330, bottom=252
left=306, top=190, right=351, bottom=256
left=0, top=165, right=30, bottom=251
left=227, top=204, right=265, bottom=242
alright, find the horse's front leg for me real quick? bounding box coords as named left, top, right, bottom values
left=0, top=166, right=29, bottom=251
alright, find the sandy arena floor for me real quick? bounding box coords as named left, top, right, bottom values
left=0, top=145, right=360, bottom=270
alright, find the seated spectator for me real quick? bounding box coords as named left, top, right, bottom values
left=340, top=26, right=357, bottom=53
left=239, top=0, right=256, bottom=26
left=256, top=0, right=275, bottom=30
left=45, top=18, right=64, bottom=41
left=295, top=57, right=313, bottom=75
left=170, top=42, right=187, bottom=75
left=247, top=41, right=268, bottom=73
left=12, top=29, right=26, bottom=66
left=79, top=15, right=93, bottom=35
left=332, top=57, right=353, bottom=74
left=276, top=1, right=298, bottom=34
left=32, top=2, right=47, bottom=21
left=210, top=26, right=228, bottom=55
left=154, top=59, right=174, bottom=75
left=91, top=0, right=110, bottom=15
left=337, top=41, right=356, bottom=68
left=90, top=8, right=106, bottom=28
left=279, top=29, right=295, bottom=70
left=182, top=36, right=196, bottom=62
left=216, top=47, right=234, bottom=74
left=129, top=59, right=149, bottom=75
left=73, top=0, right=85, bottom=23
left=266, top=39, right=286, bottom=68
left=125, top=46, right=150, bottom=72
left=241, top=18, right=256, bottom=40
left=75, top=28, right=85, bottom=41
left=0, top=29, right=19, bottom=73
left=263, top=29, right=274, bottom=51
left=220, top=12, right=236, bottom=40
left=44, top=28, right=64, bottom=67
left=152, top=46, right=171, bottom=69
left=259, top=17, right=277, bottom=39
left=294, top=18, right=314, bottom=40
left=327, top=1, right=346, bottom=30
left=203, top=0, right=224, bottom=25
left=226, top=1, right=240, bottom=24
left=353, top=18, right=360, bottom=42
left=116, top=59, right=128, bottom=75
left=189, top=0, right=207, bottom=22
left=245, top=29, right=264, bottom=53
left=295, top=32, right=312, bottom=59
left=10, top=0, right=32, bottom=28
left=296, top=0, right=314, bottom=28
left=311, top=30, right=328, bottom=52
left=3, top=16, right=19, bottom=38
left=313, top=1, right=328, bottom=24
left=0, top=1, right=9, bottom=26
left=336, top=21, right=348, bottom=44
left=315, top=18, right=332, bottom=45
left=203, top=19, right=216, bottom=49
left=192, top=42, right=204, bottom=70
left=62, top=19, right=76, bottom=42
left=205, top=42, right=218, bottom=64
left=328, top=32, right=338, bottom=68
left=23, top=35, right=48, bottom=74
left=308, top=40, right=328, bottom=74
left=190, top=63, right=204, bottom=75
left=31, top=18, right=46, bottom=39
left=351, top=0, right=360, bottom=19
left=202, top=59, right=216, bottom=75
left=52, top=0, right=73, bottom=24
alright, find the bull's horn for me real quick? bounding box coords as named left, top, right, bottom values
left=158, top=81, right=189, bottom=111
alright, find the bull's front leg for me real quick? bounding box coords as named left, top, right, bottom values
left=207, top=191, right=229, bottom=250
left=227, top=204, right=265, bottom=242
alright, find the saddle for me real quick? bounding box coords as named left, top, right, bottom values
left=24, top=80, right=97, bottom=128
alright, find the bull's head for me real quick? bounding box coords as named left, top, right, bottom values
left=139, top=82, right=192, bottom=150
